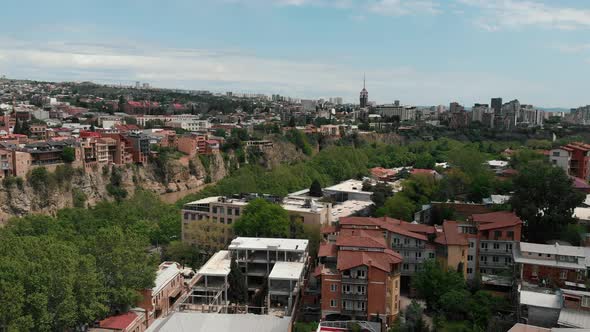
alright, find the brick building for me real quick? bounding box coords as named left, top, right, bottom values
left=460, top=211, right=523, bottom=285
left=550, top=142, right=590, bottom=181
left=315, top=227, right=402, bottom=324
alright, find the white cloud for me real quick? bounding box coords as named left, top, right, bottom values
left=556, top=43, right=590, bottom=54
left=368, top=0, right=440, bottom=16
left=0, top=39, right=553, bottom=105
left=458, top=0, right=590, bottom=30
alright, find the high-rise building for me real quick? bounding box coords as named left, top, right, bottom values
left=491, top=98, right=502, bottom=115
left=135, top=81, right=140, bottom=89
left=359, top=75, right=368, bottom=108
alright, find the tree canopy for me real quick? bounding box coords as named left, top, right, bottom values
left=233, top=199, right=290, bottom=238
left=511, top=160, right=585, bottom=243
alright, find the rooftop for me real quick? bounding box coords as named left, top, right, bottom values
left=330, top=200, right=373, bottom=221
left=98, top=312, right=139, bottom=330
left=268, top=261, right=305, bottom=280
left=229, top=237, right=308, bottom=252
left=153, top=262, right=181, bottom=296
left=324, top=179, right=372, bottom=195
left=198, top=250, right=231, bottom=277
left=146, top=312, right=290, bottom=332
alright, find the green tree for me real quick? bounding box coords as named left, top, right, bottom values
left=378, top=194, right=416, bottom=221
left=371, top=182, right=394, bottom=209
left=227, top=257, right=247, bottom=304
left=309, top=179, right=323, bottom=197
left=412, top=260, right=465, bottom=310
left=511, top=161, right=584, bottom=243
left=414, top=152, right=435, bottom=169
left=233, top=199, right=290, bottom=238
left=62, top=146, right=76, bottom=163
left=163, top=241, right=202, bottom=269
left=439, top=289, right=470, bottom=320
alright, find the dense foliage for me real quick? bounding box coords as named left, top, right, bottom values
left=511, top=160, right=585, bottom=243
left=0, top=191, right=176, bottom=330
left=412, top=260, right=508, bottom=330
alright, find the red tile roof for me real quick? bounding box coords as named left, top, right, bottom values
left=99, top=312, right=138, bottom=330
left=336, top=233, right=387, bottom=249
left=337, top=249, right=402, bottom=273
left=318, top=243, right=338, bottom=257
left=339, top=216, right=433, bottom=241
left=435, top=221, right=468, bottom=246
left=571, top=176, right=590, bottom=190
left=472, top=211, right=523, bottom=231
left=321, top=225, right=337, bottom=234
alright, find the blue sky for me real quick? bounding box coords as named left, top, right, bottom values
left=1, top=0, right=590, bottom=107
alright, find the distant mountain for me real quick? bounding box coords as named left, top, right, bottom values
left=537, top=107, right=572, bottom=113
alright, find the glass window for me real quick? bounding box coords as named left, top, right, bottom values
left=560, top=270, right=568, bottom=280
left=330, top=300, right=337, bottom=308
left=330, top=284, right=337, bottom=292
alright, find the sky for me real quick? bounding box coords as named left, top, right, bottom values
left=0, top=0, right=590, bottom=107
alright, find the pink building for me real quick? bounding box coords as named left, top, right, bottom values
left=138, top=262, right=184, bottom=324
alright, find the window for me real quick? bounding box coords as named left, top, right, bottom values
left=469, top=242, right=475, bottom=248
left=578, top=271, right=585, bottom=281
left=227, top=208, right=232, bottom=215
left=505, top=257, right=512, bottom=264
left=493, top=243, right=500, bottom=250
left=403, top=263, right=409, bottom=270
left=343, top=285, right=351, bottom=293
left=184, top=212, right=189, bottom=219
left=507, top=231, right=514, bottom=240
left=560, top=270, right=568, bottom=280
left=415, top=239, right=420, bottom=246
left=467, top=268, right=473, bottom=274
left=212, top=206, right=217, bottom=213
left=468, top=255, right=473, bottom=261
left=330, top=284, right=337, bottom=292
left=462, top=250, right=465, bottom=257
left=481, top=256, right=487, bottom=262
left=429, top=252, right=435, bottom=259
left=393, top=238, right=400, bottom=245
left=552, top=151, right=560, bottom=157
left=358, top=269, right=366, bottom=278
left=220, top=218, right=225, bottom=224
left=227, top=218, right=233, bottom=225
left=582, top=296, right=590, bottom=308
left=357, top=285, right=366, bottom=294
left=404, top=238, right=410, bottom=245
left=480, top=268, right=486, bottom=274
left=416, top=252, right=422, bottom=258
left=235, top=209, right=240, bottom=216
left=481, top=243, right=488, bottom=249
left=492, top=256, right=499, bottom=263
left=494, top=231, right=502, bottom=239
left=532, top=265, right=538, bottom=277
left=330, top=300, right=337, bottom=308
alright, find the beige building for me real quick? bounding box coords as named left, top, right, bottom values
left=181, top=195, right=331, bottom=243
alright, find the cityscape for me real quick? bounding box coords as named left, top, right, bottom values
left=3, top=1, right=590, bottom=332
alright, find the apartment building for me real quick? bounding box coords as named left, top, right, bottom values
left=514, top=242, right=590, bottom=289
left=514, top=243, right=590, bottom=329
left=460, top=211, right=523, bottom=285
left=550, top=142, right=590, bottom=181
left=181, top=195, right=331, bottom=244
left=316, top=227, right=402, bottom=324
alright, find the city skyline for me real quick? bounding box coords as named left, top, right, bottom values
left=1, top=0, right=590, bottom=107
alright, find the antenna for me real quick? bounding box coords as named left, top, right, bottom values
left=363, top=73, right=366, bottom=89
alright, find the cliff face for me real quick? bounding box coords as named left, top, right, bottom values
left=0, top=153, right=223, bottom=223
left=0, top=139, right=305, bottom=222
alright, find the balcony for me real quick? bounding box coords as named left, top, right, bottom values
left=479, top=260, right=511, bottom=268
left=341, top=277, right=368, bottom=285
left=341, top=293, right=367, bottom=301
left=480, top=247, right=513, bottom=255
left=341, top=309, right=367, bottom=317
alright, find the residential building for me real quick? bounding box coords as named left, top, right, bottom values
left=375, top=102, right=417, bottom=122
left=138, top=262, right=184, bottom=324
left=181, top=195, right=331, bottom=244
left=514, top=242, right=590, bottom=290
left=461, top=211, right=523, bottom=286
left=323, top=179, right=373, bottom=203
left=549, top=142, right=590, bottom=180
left=315, top=225, right=402, bottom=324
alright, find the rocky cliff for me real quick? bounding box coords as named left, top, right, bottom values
left=0, top=138, right=303, bottom=222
